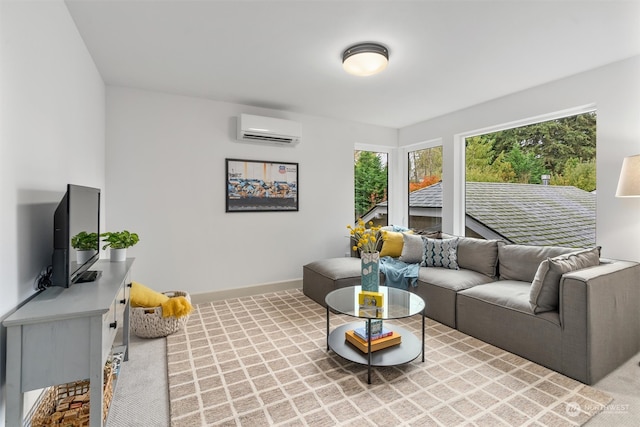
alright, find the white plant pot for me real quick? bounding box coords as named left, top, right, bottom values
left=76, top=250, right=97, bottom=265
left=110, top=248, right=127, bottom=262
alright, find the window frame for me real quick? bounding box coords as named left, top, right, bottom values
left=401, top=139, right=443, bottom=230
left=453, top=104, right=597, bottom=236
left=354, top=143, right=396, bottom=225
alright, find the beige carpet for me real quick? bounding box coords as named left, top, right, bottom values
left=166, top=289, right=612, bottom=426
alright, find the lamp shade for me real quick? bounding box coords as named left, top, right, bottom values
left=615, top=154, right=640, bottom=197
left=342, top=43, right=388, bottom=76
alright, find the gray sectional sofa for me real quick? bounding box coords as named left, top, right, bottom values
left=302, top=235, right=640, bottom=385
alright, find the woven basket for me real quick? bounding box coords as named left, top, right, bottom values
left=31, top=363, right=114, bottom=427
left=130, top=291, right=191, bottom=338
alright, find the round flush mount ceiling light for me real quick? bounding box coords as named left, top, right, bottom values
left=342, top=43, right=389, bottom=76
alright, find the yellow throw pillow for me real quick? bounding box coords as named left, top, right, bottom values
left=380, top=231, right=409, bottom=258
left=130, top=281, right=170, bottom=308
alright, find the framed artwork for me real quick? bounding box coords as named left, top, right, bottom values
left=226, top=158, right=299, bottom=212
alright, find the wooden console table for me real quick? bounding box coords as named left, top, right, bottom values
left=3, top=258, right=134, bottom=427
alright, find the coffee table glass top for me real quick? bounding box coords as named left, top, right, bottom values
left=325, top=285, right=424, bottom=319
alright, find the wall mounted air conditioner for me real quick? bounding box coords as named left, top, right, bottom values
left=237, top=114, right=301, bottom=146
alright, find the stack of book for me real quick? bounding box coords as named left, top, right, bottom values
left=355, top=325, right=391, bottom=341
left=345, top=326, right=401, bottom=353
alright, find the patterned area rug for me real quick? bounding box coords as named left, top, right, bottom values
left=166, top=289, right=611, bottom=426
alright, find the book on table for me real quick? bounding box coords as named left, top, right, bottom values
left=365, top=319, right=383, bottom=336
left=345, top=329, right=401, bottom=353
left=354, top=326, right=392, bottom=341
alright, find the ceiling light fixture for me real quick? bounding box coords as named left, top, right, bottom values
left=342, top=43, right=389, bottom=77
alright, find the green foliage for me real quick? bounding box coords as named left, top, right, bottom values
left=71, top=231, right=99, bottom=251
left=503, top=142, right=549, bottom=184
left=354, top=151, right=388, bottom=219
left=488, top=112, right=596, bottom=175
left=465, top=137, right=504, bottom=182
left=101, top=230, right=140, bottom=250
left=550, top=158, right=596, bottom=191
left=465, top=112, right=596, bottom=191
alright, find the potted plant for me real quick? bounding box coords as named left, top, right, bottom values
left=101, top=230, right=140, bottom=262
left=71, top=231, right=99, bottom=264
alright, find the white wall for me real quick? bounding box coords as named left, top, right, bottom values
left=399, top=55, right=640, bottom=262
left=0, top=0, right=106, bottom=423
left=1, top=1, right=638, bottom=423
left=105, top=87, right=397, bottom=295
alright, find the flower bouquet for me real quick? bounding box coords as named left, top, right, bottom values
left=348, top=219, right=383, bottom=291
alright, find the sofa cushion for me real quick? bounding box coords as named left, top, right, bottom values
left=459, top=280, right=538, bottom=316
left=380, top=231, right=405, bottom=258
left=399, top=233, right=424, bottom=264
left=497, top=242, right=577, bottom=282
left=303, top=257, right=361, bottom=280
left=417, top=265, right=493, bottom=292
left=422, top=237, right=459, bottom=269
left=529, top=247, right=601, bottom=313
left=458, top=238, right=500, bottom=278
left=438, top=234, right=499, bottom=278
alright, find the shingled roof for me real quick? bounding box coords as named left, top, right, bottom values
left=400, top=181, right=596, bottom=248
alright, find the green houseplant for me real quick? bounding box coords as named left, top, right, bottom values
left=71, top=231, right=99, bottom=264
left=71, top=231, right=99, bottom=251
left=101, top=230, right=139, bottom=262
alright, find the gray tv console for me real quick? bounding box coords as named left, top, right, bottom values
left=3, top=258, right=134, bottom=427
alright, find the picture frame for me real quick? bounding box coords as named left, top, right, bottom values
left=225, top=158, right=299, bottom=212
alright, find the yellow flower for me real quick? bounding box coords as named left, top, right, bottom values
left=347, top=218, right=381, bottom=253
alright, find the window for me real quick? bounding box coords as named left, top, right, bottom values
left=407, top=146, right=442, bottom=231
left=354, top=150, right=388, bottom=226
left=464, top=111, right=596, bottom=247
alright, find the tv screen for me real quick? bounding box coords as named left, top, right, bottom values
left=51, top=184, right=101, bottom=287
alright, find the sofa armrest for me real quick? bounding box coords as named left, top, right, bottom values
left=559, top=260, right=640, bottom=384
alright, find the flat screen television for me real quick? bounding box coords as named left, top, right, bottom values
left=51, top=184, right=101, bottom=287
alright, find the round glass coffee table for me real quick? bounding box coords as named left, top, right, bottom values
left=325, top=285, right=425, bottom=384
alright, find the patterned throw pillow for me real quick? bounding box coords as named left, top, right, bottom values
left=422, top=237, right=459, bottom=269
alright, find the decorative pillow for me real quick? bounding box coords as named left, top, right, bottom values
left=413, top=230, right=443, bottom=238
left=435, top=234, right=500, bottom=277
left=498, top=242, right=577, bottom=282
left=379, top=231, right=403, bottom=257
left=456, top=237, right=500, bottom=278
left=130, top=281, right=170, bottom=308
left=399, top=233, right=424, bottom=264
left=422, top=237, right=459, bottom=269
left=380, top=230, right=412, bottom=258
left=529, top=247, right=601, bottom=313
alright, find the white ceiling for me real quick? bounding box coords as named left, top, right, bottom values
left=64, top=0, right=640, bottom=129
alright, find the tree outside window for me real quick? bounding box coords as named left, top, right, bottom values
left=408, top=146, right=442, bottom=230
left=465, top=111, right=596, bottom=246
left=354, top=150, right=388, bottom=225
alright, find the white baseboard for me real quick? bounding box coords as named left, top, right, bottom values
left=190, top=279, right=302, bottom=304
